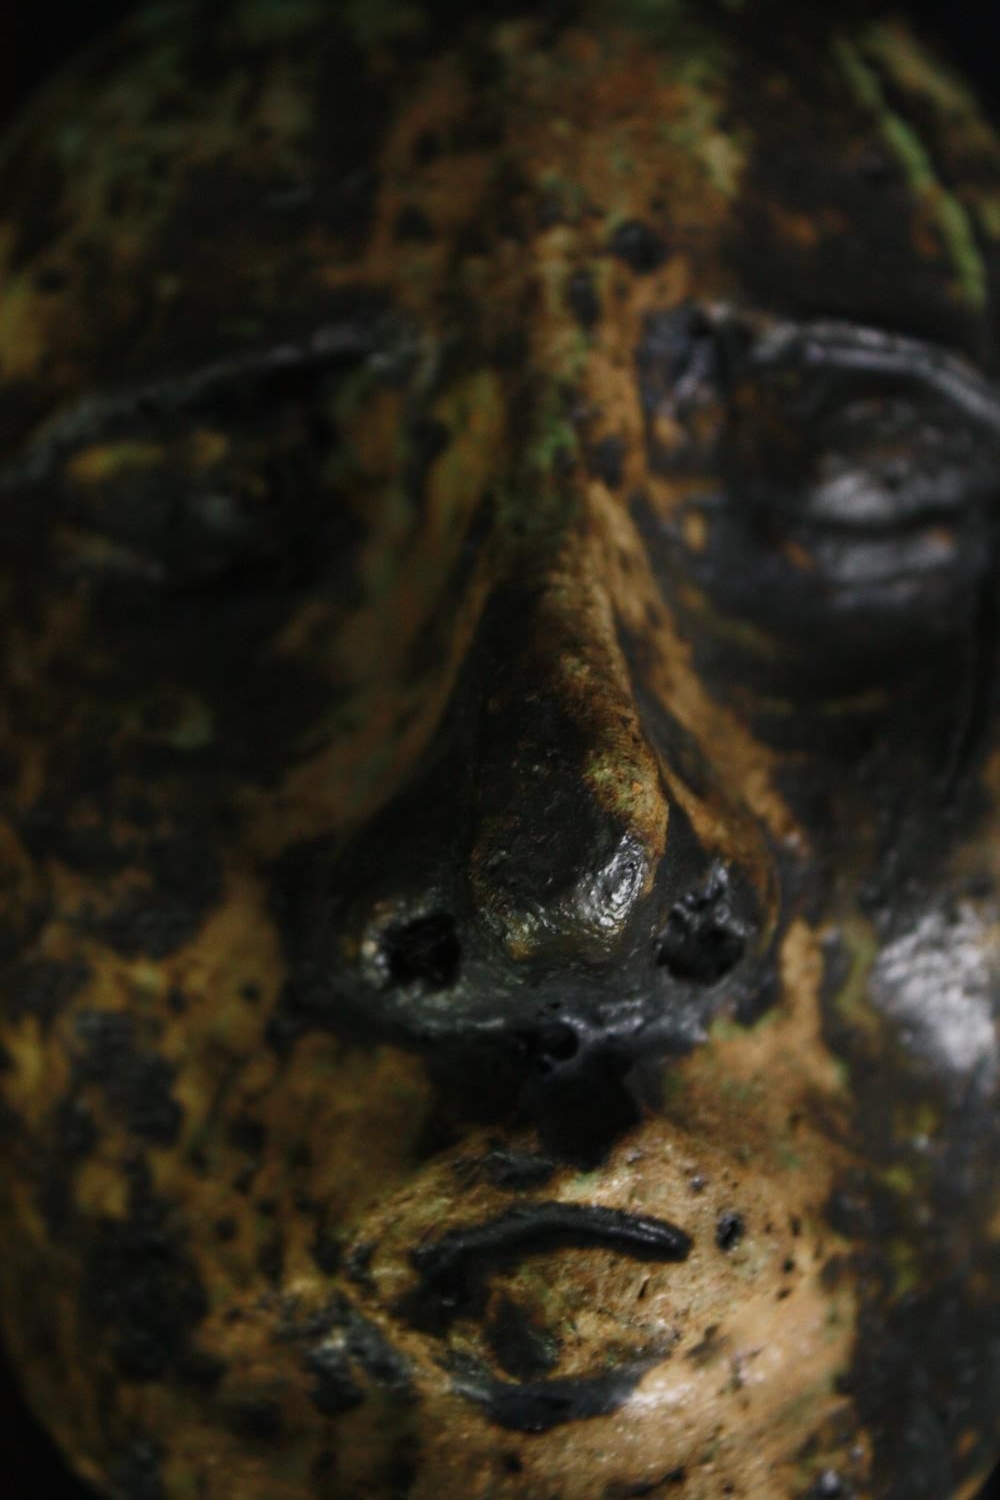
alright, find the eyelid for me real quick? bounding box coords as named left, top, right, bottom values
left=703, top=304, right=1000, bottom=440
left=0, top=310, right=415, bottom=501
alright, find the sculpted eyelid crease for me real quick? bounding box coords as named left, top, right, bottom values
left=0, top=317, right=402, bottom=498
left=740, top=313, right=1000, bottom=437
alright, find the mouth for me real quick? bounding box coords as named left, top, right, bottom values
left=315, top=1113, right=861, bottom=1480
left=392, top=1199, right=693, bottom=1434
left=402, top=1200, right=693, bottom=1332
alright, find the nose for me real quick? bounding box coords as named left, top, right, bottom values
left=468, top=615, right=662, bottom=968
left=279, top=579, right=762, bottom=1071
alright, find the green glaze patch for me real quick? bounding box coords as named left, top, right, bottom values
left=524, top=382, right=579, bottom=480
left=667, top=45, right=747, bottom=199
left=862, top=19, right=999, bottom=147
left=827, top=914, right=881, bottom=1039
left=836, top=37, right=988, bottom=310
left=428, top=369, right=505, bottom=514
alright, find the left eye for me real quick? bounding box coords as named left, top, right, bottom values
left=724, top=384, right=997, bottom=595
left=651, top=310, right=1000, bottom=672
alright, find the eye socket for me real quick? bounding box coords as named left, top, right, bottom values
left=725, top=383, right=996, bottom=592
left=646, top=308, right=1000, bottom=681
left=792, top=395, right=978, bottom=528
left=727, top=356, right=998, bottom=525
left=0, top=309, right=412, bottom=595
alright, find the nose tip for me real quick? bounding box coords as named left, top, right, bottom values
left=465, top=649, right=668, bottom=966
left=470, top=822, right=654, bottom=964
left=342, top=694, right=673, bottom=1029
left=321, top=790, right=754, bottom=1072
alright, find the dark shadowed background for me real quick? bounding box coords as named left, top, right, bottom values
left=0, top=1, right=999, bottom=1496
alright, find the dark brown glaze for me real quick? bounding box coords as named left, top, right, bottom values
left=1, top=4, right=1000, bottom=1497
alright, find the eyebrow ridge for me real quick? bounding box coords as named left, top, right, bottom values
left=0, top=311, right=414, bottom=497
left=739, top=310, right=1000, bottom=438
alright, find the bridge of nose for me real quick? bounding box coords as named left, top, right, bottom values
left=467, top=546, right=671, bottom=966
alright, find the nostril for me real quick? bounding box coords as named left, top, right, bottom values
left=382, top=913, right=461, bottom=991
left=516, top=1022, right=581, bottom=1071
left=536, top=1023, right=580, bottom=1063
left=658, top=917, right=745, bottom=984
left=656, top=871, right=747, bottom=985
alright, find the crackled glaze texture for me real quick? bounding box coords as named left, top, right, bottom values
left=2, top=3, right=1000, bottom=1497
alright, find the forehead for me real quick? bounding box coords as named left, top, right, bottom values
left=2, top=0, right=1000, bottom=453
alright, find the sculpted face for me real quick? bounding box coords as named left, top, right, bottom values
left=2, top=3, right=1000, bottom=1497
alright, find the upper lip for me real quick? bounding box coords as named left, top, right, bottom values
left=400, top=1201, right=693, bottom=1334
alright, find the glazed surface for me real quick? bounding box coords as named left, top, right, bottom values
left=2, top=3, right=1000, bottom=1497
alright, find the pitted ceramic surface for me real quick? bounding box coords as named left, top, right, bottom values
left=1, top=4, right=1000, bottom=1498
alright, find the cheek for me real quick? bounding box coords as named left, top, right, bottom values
left=152, top=879, right=439, bottom=1249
